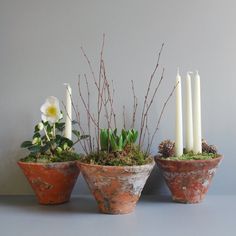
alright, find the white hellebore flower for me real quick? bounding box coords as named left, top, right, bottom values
left=40, top=96, right=62, bottom=123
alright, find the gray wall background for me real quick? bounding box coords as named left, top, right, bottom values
left=0, top=0, right=235, bottom=195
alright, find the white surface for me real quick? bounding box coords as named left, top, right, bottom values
left=0, top=0, right=235, bottom=194
left=0, top=195, right=235, bottom=236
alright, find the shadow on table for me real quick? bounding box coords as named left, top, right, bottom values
left=140, top=195, right=173, bottom=204
left=0, top=195, right=99, bottom=215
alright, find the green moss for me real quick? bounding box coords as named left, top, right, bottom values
left=20, top=151, right=80, bottom=163
left=163, top=151, right=218, bottom=161
left=80, top=145, right=152, bottom=166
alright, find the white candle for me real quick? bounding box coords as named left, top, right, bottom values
left=64, top=83, right=72, bottom=140
left=175, top=69, right=183, bottom=157
left=185, top=72, right=193, bottom=152
left=193, top=71, right=202, bottom=154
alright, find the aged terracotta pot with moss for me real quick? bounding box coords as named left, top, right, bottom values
left=77, top=160, right=154, bottom=214
left=155, top=155, right=223, bottom=203
left=18, top=161, right=79, bottom=205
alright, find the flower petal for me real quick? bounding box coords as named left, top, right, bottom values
left=40, top=96, right=62, bottom=123
left=41, top=114, right=47, bottom=122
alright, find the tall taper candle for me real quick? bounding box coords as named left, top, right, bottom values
left=175, top=69, right=183, bottom=157
left=193, top=71, right=202, bottom=154
left=185, top=72, right=193, bottom=152
left=64, top=83, right=72, bottom=140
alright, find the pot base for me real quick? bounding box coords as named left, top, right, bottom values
left=18, top=161, right=80, bottom=205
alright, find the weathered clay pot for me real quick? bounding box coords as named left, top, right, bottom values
left=18, top=161, right=80, bottom=205
left=155, top=155, right=223, bottom=203
left=77, top=160, right=155, bottom=214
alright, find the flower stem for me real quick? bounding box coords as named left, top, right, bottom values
left=43, top=127, right=50, bottom=141
left=53, top=124, right=56, bottom=138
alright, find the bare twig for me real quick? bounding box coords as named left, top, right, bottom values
left=140, top=67, right=165, bottom=147
left=131, top=80, right=138, bottom=129
left=139, top=43, right=164, bottom=146
left=147, top=82, right=178, bottom=153
left=97, top=34, right=105, bottom=152
left=84, top=74, right=92, bottom=152
left=78, top=76, right=98, bottom=128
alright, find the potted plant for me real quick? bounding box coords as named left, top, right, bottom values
left=156, top=140, right=222, bottom=203
left=155, top=71, right=223, bottom=203
left=78, top=128, right=155, bottom=214
left=75, top=37, right=176, bottom=214
left=18, top=95, right=87, bottom=205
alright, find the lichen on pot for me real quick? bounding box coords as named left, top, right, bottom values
left=77, top=128, right=155, bottom=214
left=78, top=160, right=154, bottom=214
left=156, top=139, right=223, bottom=203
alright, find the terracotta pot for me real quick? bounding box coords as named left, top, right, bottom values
left=77, top=160, right=155, bottom=214
left=18, top=161, right=80, bottom=205
left=155, top=155, right=223, bottom=203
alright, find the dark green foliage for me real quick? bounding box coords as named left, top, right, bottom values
left=80, top=128, right=151, bottom=166
left=21, top=120, right=88, bottom=163
left=100, top=128, right=138, bottom=152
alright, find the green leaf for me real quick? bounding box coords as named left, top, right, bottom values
left=34, top=125, right=40, bottom=133
left=40, top=143, right=51, bottom=153
left=21, top=141, right=33, bottom=148
left=118, top=135, right=123, bottom=151
left=33, top=132, right=41, bottom=139
left=72, top=120, right=79, bottom=125
left=64, top=139, right=73, bottom=148
left=132, top=130, right=138, bottom=143
left=113, top=128, right=118, bottom=136
left=100, top=129, right=108, bottom=151
left=121, top=129, right=127, bottom=140
left=80, top=135, right=90, bottom=140
left=55, top=122, right=65, bottom=131
left=72, top=130, right=80, bottom=138
left=110, top=135, right=118, bottom=151
left=28, top=145, right=41, bottom=153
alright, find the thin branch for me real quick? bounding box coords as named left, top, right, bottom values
left=147, top=82, right=178, bottom=153
left=131, top=80, right=138, bottom=129
left=140, top=67, right=165, bottom=147
left=78, top=76, right=99, bottom=128
left=139, top=43, right=164, bottom=146
left=84, top=74, right=92, bottom=152
left=144, top=68, right=165, bottom=117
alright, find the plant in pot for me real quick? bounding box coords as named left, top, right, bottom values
left=155, top=71, right=223, bottom=204
left=75, top=36, right=177, bottom=214
left=18, top=95, right=88, bottom=205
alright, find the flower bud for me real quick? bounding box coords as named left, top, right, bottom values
left=37, top=122, right=44, bottom=131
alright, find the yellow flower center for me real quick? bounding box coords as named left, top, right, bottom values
left=46, top=105, right=57, bottom=117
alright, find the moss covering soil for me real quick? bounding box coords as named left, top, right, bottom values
left=80, top=145, right=153, bottom=166
left=163, top=151, right=218, bottom=161
left=20, top=151, right=80, bottom=163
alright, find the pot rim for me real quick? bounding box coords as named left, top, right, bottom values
left=17, top=160, right=77, bottom=166
left=155, top=154, right=223, bottom=164
left=77, top=158, right=155, bottom=169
